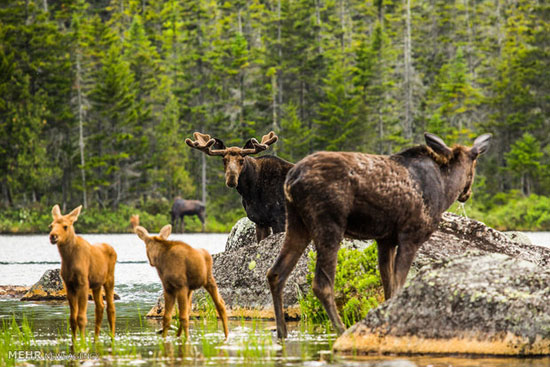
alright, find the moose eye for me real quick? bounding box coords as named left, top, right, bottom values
left=63, top=225, right=68, bottom=230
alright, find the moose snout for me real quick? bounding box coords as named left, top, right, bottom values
left=49, top=233, right=58, bottom=245
left=225, top=175, right=238, bottom=188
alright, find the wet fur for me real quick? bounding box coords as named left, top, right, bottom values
left=267, top=134, right=491, bottom=338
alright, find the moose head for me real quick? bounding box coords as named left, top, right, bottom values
left=49, top=205, right=82, bottom=245
left=424, top=132, right=492, bottom=203
left=186, top=131, right=278, bottom=188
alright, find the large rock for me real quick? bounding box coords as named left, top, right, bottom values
left=21, top=269, right=120, bottom=301
left=334, top=251, right=550, bottom=355
left=147, top=213, right=550, bottom=319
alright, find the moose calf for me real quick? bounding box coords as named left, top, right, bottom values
left=49, top=205, right=117, bottom=340
left=134, top=224, right=229, bottom=339
left=267, top=133, right=492, bottom=338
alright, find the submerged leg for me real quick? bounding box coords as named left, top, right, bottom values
left=176, top=288, right=189, bottom=338
left=204, top=279, right=229, bottom=339
left=104, top=280, right=116, bottom=336
left=267, top=207, right=310, bottom=339
left=92, top=287, right=104, bottom=338
left=160, top=292, right=176, bottom=337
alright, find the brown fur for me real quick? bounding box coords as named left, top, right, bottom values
left=267, top=133, right=492, bottom=338
left=186, top=132, right=293, bottom=242
left=135, top=224, right=229, bottom=339
left=49, top=205, right=117, bottom=340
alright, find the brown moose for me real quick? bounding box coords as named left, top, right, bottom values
left=186, top=131, right=293, bottom=242
left=170, top=198, right=206, bottom=232
left=49, top=205, right=117, bottom=340
left=134, top=224, right=229, bottom=339
left=267, top=133, right=492, bottom=338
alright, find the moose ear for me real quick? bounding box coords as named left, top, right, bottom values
left=159, top=224, right=172, bottom=239
left=52, top=205, right=62, bottom=220
left=212, top=138, right=226, bottom=150
left=471, top=133, right=492, bottom=157
left=67, top=205, right=82, bottom=223
left=135, top=226, right=149, bottom=241
left=424, top=133, right=452, bottom=157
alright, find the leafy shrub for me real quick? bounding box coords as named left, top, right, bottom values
left=299, top=243, right=383, bottom=328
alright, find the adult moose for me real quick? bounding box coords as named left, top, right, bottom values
left=170, top=198, right=206, bottom=232
left=267, top=133, right=492, bottom=338
left=186, top=131, right=293, bottom=242
left=49, top=205, right=117, bottom=340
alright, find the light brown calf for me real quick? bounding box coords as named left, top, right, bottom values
left=49, top=205, right=117, bottom=340
left=134, top=224, right=229, bottom=339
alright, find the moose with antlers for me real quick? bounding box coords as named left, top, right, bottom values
left=186, top=131, right=293, bottom=242
left=267, top=133, right=492, bottom=338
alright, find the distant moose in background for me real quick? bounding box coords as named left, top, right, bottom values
left=267, top=133, right=492, bottom=338
left=170, top=198, right=206, bottom=233
left=186, top=131, right=293, bottom=242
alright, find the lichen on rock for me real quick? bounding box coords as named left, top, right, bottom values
left=334, top=251, right=550, bottom=356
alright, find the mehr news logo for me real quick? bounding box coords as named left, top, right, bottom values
left=9, top=350, right=99, bottom=361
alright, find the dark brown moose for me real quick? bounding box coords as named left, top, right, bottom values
left=267, top=133, right=492, bottom=338
left=186, top=131, right=293, bottom=242
left=170, top=198, right=206, bottom=232
left=49, top=205, right=117, bottom=341
left=134, top=224, right=229, bottom=339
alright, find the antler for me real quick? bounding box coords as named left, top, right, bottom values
left=241, top=131, right=279, bottom=155
left=185, top=132, right=226, bottom=156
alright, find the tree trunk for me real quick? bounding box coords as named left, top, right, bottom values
left=76, top=56, right=88, bottom=209
left=403, top=0, right=413, bottom=141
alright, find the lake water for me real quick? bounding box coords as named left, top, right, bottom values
left=1, top=232, right=550, bottom=366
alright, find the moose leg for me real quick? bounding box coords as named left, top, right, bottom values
left=67, top=290, right=79, bottom=340
left=392, top=236, right=421, bottom=295
left=160, top=292, right=176, bottom=337
left=255, top=225, right=270, bottom=243
left=267, top=208, right=310, bottom=338
left=176, top=288, right=189, bottom=338
left=187, top=290, right=193, bottom=320
left=76, top=286, right=89, bottom=339
left=180, top=215, right=185, bottom=233
left=104, top=281, right=116, bottom=336
left=204, top=278, right=229, bottom=339
left=92, top=287, right=104, bottom=338
left=312, top=242, right=346, bottom=335
left=377, top=239, right=397, bottom=300
left=197, top=212, right=206, bottom=232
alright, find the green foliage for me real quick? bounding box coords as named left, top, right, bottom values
left=450, top=191, right=550, bottom=231
left=299, top=244, right=383, bottom=328
left=1, top=0, right=550, bottom=233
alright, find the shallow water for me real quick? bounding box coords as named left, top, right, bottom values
left=1, top=232, right=550, bottom=366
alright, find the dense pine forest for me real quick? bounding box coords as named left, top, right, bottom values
left=1, top=0, right=549, bottom=232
